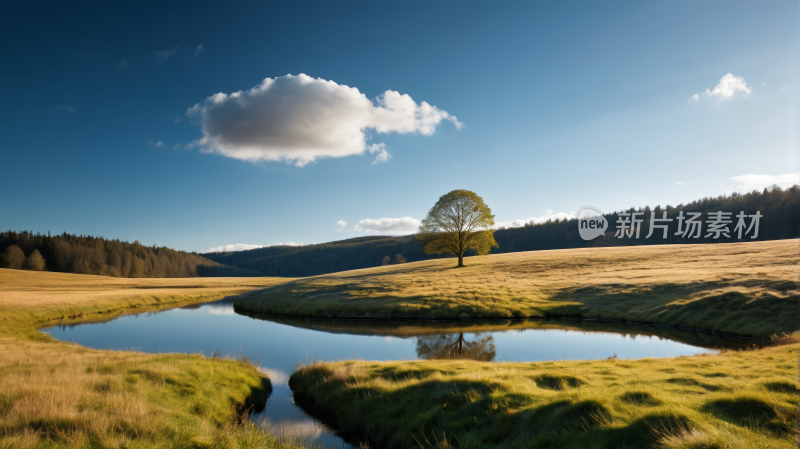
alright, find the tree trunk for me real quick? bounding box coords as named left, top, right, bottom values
left=457, top=253, right=464, bottom=267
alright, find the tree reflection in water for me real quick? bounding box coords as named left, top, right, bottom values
left=415, top=332, right=496, bottom=361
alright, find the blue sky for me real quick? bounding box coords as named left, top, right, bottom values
left=1, top=1, right=797, bottom=253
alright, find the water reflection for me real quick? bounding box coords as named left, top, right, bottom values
left=416, top=332, right=496, bottom=361
left=38, top=297, right=763, bottom=449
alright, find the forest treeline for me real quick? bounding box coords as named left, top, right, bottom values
left=0, top=231, right=262, bottom=278
left=204, top=185, right=800, bottom=277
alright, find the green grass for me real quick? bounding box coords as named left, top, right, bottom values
left=235, top=240, right=800, bottom=338
left=0, top=269, right=306, bottom=449
left=289, top=343, right=800, bottom=448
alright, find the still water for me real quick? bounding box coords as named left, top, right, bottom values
left=39, top=297, right=755, bottom=448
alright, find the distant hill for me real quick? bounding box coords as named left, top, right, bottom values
left=204, top=185, right=800, bottom=277
left=0, top=231, right=262, bottom=278
left=203, top=236, right=453, bottom=277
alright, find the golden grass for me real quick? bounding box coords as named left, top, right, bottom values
left=236, top=240, right=800, bottom=337
left=0, top=269, right=307, bottom=448
left=290, top=343, right=800, bottom=448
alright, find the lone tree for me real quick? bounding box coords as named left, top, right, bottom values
left=417, top=189, right=497, bottom=267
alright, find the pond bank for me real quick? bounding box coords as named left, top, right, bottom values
left=290, top=342, right=800, bottom=448
left=0, top=269, right=301, bottom=449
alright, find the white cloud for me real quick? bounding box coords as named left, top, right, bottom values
left=675, top=181, right=682, bottom=185
left=337, top=220, right=347, bottom=227
left=275, top=241, right=303, bottom=246
left=55, top=105, right=76, bottom=114
left=368, top=143, right=391, bottom=164
left=154, top=47, right=179, bottom=62
left=353, top=217, right=420, bottom=234
left=148, top=140, right=164, bottom=147
left=258, top=367, right=289, bottom=386
left=195, top=44, right=205, bottom=56
left=494, top=209, right=576, bottom=229
left=186, top=74, right=463, bottom=167
left=207, top=306, right=236, bottom=315
left=693, top=73, right=751, bottom=100
left=206, top=243, right=264, bottom=253
left=730, top=173, right=799, bottom=192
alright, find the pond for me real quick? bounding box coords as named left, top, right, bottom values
left=38, top=296, right=757, bottom=448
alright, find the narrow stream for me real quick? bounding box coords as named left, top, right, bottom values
left=39, top=297, right=757, bottom=448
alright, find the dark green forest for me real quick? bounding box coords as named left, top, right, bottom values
left=204, top=185, right=799, bottom=277
left=0, top=231, right=262, bottom=277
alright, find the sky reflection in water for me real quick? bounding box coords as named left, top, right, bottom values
left=39, top=297, right=754, bottom=448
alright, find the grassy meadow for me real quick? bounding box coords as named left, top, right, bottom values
left=235, top=240, right=800, bottom=338
left=290, top=342, right=800, bottom=448
left=0, top=269, right=307, bottom=449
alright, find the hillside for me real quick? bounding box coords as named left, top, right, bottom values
left=207, top=185, right=799, bottom=277
left=234, top=239, right=799, bottom=338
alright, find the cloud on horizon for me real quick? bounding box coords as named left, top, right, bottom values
left=690, top=73, right=751, bottom=101
left=186, top=74, right=463, bottom=166
left=494, top=209, right=576, bottom=229
left=206, top=243, right=264, bottom=253
left=730, top=173, right=799, bottom=192
left=353, top=217, right=420, bottom=234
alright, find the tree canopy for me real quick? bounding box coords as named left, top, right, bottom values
left=417, top=189, right=498, bottom=267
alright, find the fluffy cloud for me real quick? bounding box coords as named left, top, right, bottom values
left=353, top=217, right=420, bottom=234
left=186, top=74, right=463, bottom=166
left=154, top=47, right=179, bottom=62
left=494, top=209, right=576, bottom=229
left=206, top=243, right=264, bottom=253
left=691, top=73, right=751, bottom=101
left=148, top=140, right=164, bottom=147
left=337, top=220, right=347, bottom=227
left=730, top=173, right=799, bottom=192
left=275, top=241, right=303, bottom=246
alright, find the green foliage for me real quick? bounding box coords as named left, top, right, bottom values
left=23, top=249, right=45, bottom=271
left=129, top=255, right=145, bottom=278
left=1, top=244, right=24, bottom=269
left=418, top=189, right=498, bottom=267
left=0, top=231, right=263, bottom=278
